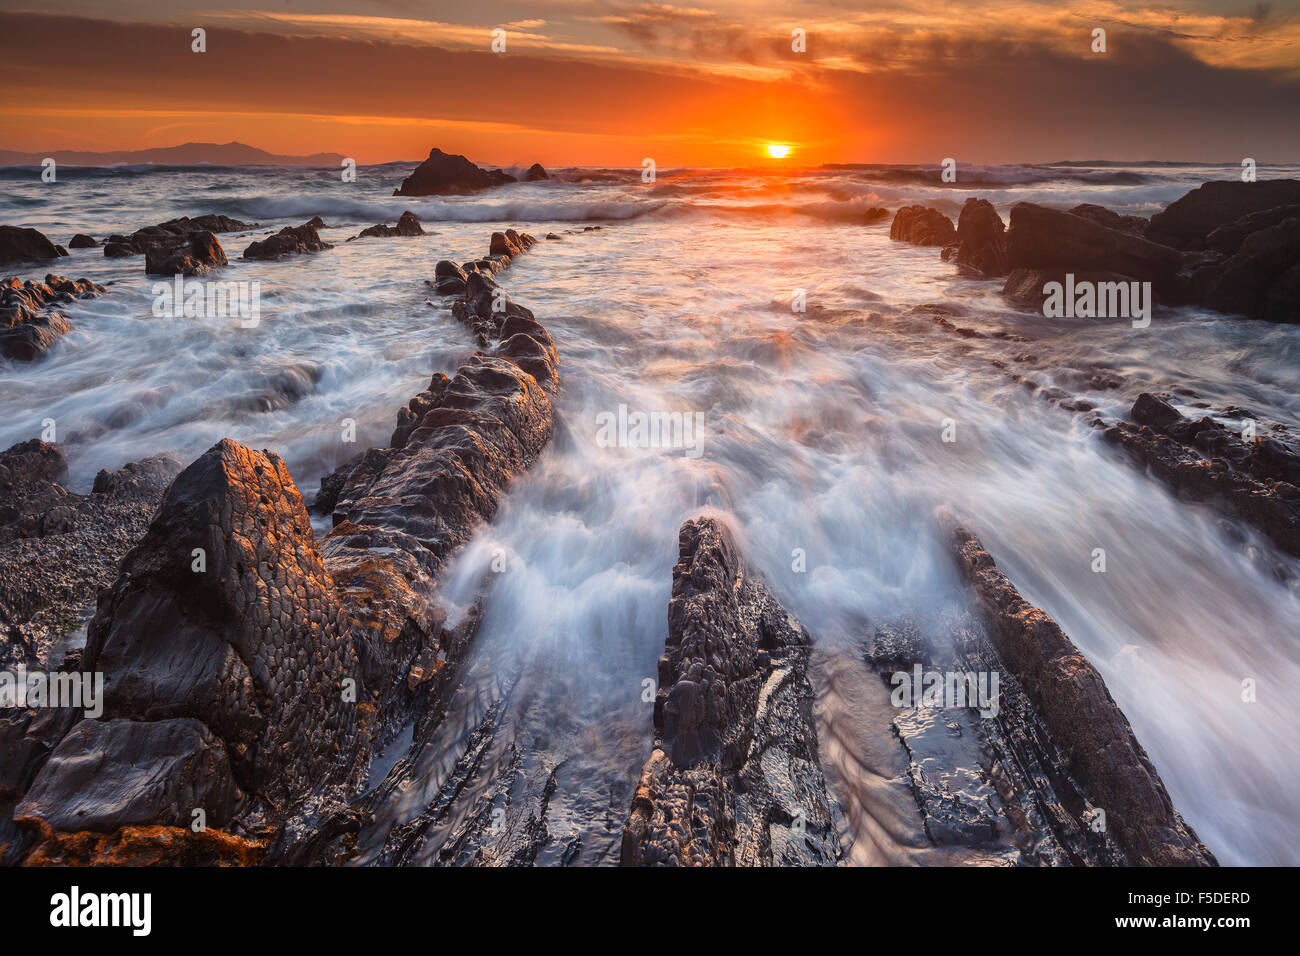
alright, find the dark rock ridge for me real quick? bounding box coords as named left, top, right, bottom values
left=102, top=214, right=255, bottom=258
left=1006, top=202, right=1182, bottom=288
left=354, top=211, right=424, bottom=240
left=1146, top=180, right=1300, bottom=250
left=1, top=274, right=105, bottom=361
left=1068, top=203, right=1148, bottom=237
left=67, top=234, right=99, bottom=249
left=5, top=232, right=562, bottom=864
left=0, top=226, right=67, bottom=266
left=950, top=525, right=1216, bottom=866
left=144, top=230, right=227, bottom=277
left=522, top=163, right=549, bottom=182
left=890, top=205, right=956, bottom=246
left=394, top=148, right=533, bottom=197
left=1103, top=393, right=1300, bottom=559
left=242, top=220, right=333, bottom=260
left=621, top=518, right=836, bottom=866
left=1001, top=267, right=1137, bottom=310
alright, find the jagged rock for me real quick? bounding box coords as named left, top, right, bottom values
left=144, top=230, right=227, bottom=277
left=0, top=226, right=66, bottom=265
left=621, top=518, right=836, bottom=867
left=101, top=215, right=255, bottom=258
left=1106, top=394, right=1300, bottom=557
left=523, top=163, right=549, bottom=181
left=1068, top=203, right=1148, bottom=237
left=394, top=148, right=516, bottom=197
left=0, top=274, right=105, bottom=361
left=356, top=211, right=424, bottom=239
left=953, top=198, right=1008, bottom=276
left=67, top=234, right=99, bottom=249
left=1006, top=202, right=1182, bottom=287
left=890, top=205, right=956, bottom=246
left=1206, top=203, right=1300, bottom=255
left=950, top=526, right=1216, bottom=866
left=1146, top=180, right=1300, bottom=250
left=243, top=221, right=333, bottom=260
left=1203, top=216, right=1300, bottom=322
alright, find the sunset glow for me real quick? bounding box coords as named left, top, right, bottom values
left=766, top=144, right=791, bottom=159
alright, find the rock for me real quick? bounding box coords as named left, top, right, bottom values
left=143, top=230, right=227, bottom=277
left=1146, top=180, right=1300, bottom=250
left=490, top=231, right=521, bottom=257
left=0, top=226, right=66, bottom=265
left=862, top=206, right=889, bottom=224
left=394, top=147, right=517, bottom=197
left=1203, top=216, right=1300, bottom=322
left=950, top=526, right=1216, bottom=866
left=1001, top=267, right=1137, bottom=309
left=1131, top=392, right=1183, bottom=431
left=242, top=221, right=333, bottom=260
left=431, top=259, right=467, bottom=296
left=67, top=234, right=99, bottom=249
left=356, top=211, right=424, bottom=239
left=0, top=274, right=105, bottom=361
left=1006, top=202, right=1183, bottom=288
left=1068, top=203, right=1149, bottom=237
left=621, top=518, right=836, bottom=867
left=1206, top=203, right=1300, bottom=256
left=889, top=205, right=956, bottom=246
left=522, top=163, right=549, bottom=181
left=102, top=215, right=256, bottom=258
left=953, top=198, right=1008, bottom=276
left=15, top=718, right=244, bottom=832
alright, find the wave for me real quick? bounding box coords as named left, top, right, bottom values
left=218, top=194, right=670, bottom=225
left=823, top=163, right=1160, bottom=187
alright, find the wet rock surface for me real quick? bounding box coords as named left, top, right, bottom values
left=1068, top=203, right=1149, bottom=237
left=950, top=525, right=1216, bottom=866
left=1104, top=393, right=1300, bottom=558
left=1, top=274, right=103, bottom=361
left=101, top=214, right=255, bottom=258
left=1006, top=202, right=1181, bottom=287
left=144, top=229, right=228, bottom=277
left=243, top=221, right=333, bottom=260
left=951, top=198, right=1008, bottom=277
left=890, top=205, right=957, bottom=246
left=621, top=518, right=837, bottom=866
left=0, top=226, right=67, bottom=265
left=1146, top=180, right=1300, bottom=250
left=355, top=211, right=425, bottom=240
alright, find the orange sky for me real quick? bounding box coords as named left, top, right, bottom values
left=1, top=2, right=1298, bottom=166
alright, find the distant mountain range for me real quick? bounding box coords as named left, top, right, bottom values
left=0, top=141, right=346, bottom=166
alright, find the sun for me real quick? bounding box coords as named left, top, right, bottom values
left=766, top=143, right=791, bottom=159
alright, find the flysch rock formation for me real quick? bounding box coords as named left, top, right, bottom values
left=2, top=231, right=559, bottom=866
left=1, top=274, right=105, bottom=361
left=621, top=517, right=837, bottom=866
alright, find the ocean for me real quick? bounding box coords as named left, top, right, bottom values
left=2, top=160, right=1297, bottom=865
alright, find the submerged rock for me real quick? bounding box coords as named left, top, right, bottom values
left=101, top=214, right=256, bottom=258
left=67, top=234, right=99, bottom=249
left=621, top=518, right=836, bottom=866
left=0, top=226, right=66, bottom=265
left=523, top=163, right=549, bottom=182
left=890, top=205, right=956, bottom=246
left=394, top=148, right=517, bottom=197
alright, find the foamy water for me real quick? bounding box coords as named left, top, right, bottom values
left=2, top=161, right=1297, bottom=865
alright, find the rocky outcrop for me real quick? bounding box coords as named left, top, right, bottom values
left=394, top=148, right=517, bottom=197
left=143, top=230, right=228, bottom=277
left=1146, top=180, right=1300, bottom=250
left=1068, top=203, right=1148, bottom=237
left=1001, top=267, right=1137, bottom=309
left=1206, top=203, right=1300, bottom=255
left=1201, top=216, right=1300, bottom=322
left=0, top=226, right=66, bottom=265
left=523, top=163, right=549, bottom=182
left=242, top=221, right=333, bottom=260
left=1104, top=393, right=1300, bottom=558
left=621, top=518, right=836, bottom=867
left=1, top=274, right=105, bottom=361
left=67, top=234, right=99, bottom=249
left=951, top=526, right=1216, bottom=867
left=1006, top=202, right=1182, bottom=288
left=890, top=205, right=956, bottom=246
left=950, top=198, right=1008, bottom=276
left=354, top=211, right=424, bottom=240
left=102, top=215, right=255, bottom=258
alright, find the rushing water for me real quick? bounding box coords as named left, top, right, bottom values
left=2, top=161, right=1297, bottom=865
